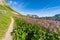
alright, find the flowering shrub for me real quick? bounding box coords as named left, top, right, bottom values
left=12, top=17, right=60, bottom=40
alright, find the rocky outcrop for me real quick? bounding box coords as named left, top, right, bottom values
left=0, top=0, right=8, bottom=5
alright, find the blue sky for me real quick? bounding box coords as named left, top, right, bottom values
left=6, top=0, right=60, bottom=17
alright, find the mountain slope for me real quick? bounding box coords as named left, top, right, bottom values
left=2, top=17, right=14, bottom=40
left=0, top=0, right=15, bottom=40
left=0, top=0, right=7, bottom=5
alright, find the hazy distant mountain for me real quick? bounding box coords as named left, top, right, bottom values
left=54, top=14, right=60, bottom=21
left=54, top=14, right=60, bottom=17
left=39, top=14, right=60, bottom=21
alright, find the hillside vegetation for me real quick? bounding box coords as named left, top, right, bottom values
left=0, top=0, right=14, bottom=40
left=12, top=13, right=60, bottom=40
left=0, top=13, right=11, bottom=40
left=12, top=16, right=60, bottom=40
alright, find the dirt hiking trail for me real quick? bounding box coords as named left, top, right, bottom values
left=2, top=17, right=14, bottom=40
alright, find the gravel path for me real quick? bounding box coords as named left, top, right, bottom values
left=2, top=17, right=14, bottom=40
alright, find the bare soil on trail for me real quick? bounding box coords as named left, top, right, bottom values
left=2, top=17, right=14, bottom=40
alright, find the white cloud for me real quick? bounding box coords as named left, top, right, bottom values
left=14, top=2, right=17, bottom=5
left=9, top=0, right=17, bottom=5
left=9, top=0, right=12, bottom=4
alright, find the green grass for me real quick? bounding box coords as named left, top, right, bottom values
left=0, top=5, right=6, bottom=10
left=0, top=4, right=14, bottom=40
left=0, top=13, right=11, bottom=40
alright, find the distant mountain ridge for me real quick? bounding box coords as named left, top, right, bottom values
left=40, top=14, right=60, bottom=21
left=54, top=14, right=60, bottom=21
left=54, top=14, right=60, bottom=17
left=27, top=14, right=60, bottom=21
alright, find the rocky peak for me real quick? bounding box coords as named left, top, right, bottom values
left=0, top=0, right=8, bottom=5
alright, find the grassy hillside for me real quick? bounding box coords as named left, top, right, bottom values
left=0, top=0, right=28, bottom=40
left=0, top=13, right=11, bottom=40
left=0, top=1, right=14, bottom=40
